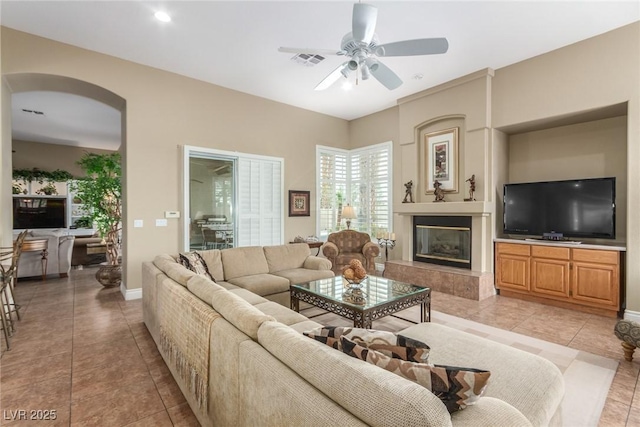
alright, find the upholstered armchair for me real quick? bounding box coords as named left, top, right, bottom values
left=322, top=230, right=380, bottom=275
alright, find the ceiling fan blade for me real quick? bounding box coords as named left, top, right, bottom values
left=366, top=58, right=402, bottom=90
left=278, top=47, right=342, bottom=56
left=375, top=38, right=449, bottom=57
left=352, top=3, right=377, bottom=44
left=314, top=61, right=349, bottom=91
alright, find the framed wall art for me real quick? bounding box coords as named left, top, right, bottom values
left=288, top=190, right=310, bottom=217
left=425, top=127, right=459, bottom=194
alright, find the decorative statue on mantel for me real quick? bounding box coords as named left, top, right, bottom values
left=402, top=180, right=414, bottom=203
left=464, top=174, right=476, bottom=201
left=433, top=180, right=446, bottom=202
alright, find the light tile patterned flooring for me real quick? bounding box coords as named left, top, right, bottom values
left=0, top=268, right=638, bottom=426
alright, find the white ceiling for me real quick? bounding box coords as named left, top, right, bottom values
left=3, top=1, right=639, bottom=150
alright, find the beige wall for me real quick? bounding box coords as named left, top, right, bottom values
left=1, top=27, right=350, bottom=293
left=1, top=79, right=13, bottom=247
left=507, top=116, right=627, bottom=240
left=12, top=139, right=114, bottom=177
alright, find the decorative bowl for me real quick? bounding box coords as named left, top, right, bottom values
left=343, top=276, right=367, bottom=288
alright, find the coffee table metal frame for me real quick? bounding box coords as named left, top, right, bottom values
left=290, top=276, right=430, bottom=329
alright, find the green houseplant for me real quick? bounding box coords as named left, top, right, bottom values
left=71, top=152, right=122, bottom=286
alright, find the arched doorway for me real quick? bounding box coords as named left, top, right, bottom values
left=2, top=73, right=127, bottom=290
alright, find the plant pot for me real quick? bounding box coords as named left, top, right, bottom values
left=95, top=264, right=122, bottom=287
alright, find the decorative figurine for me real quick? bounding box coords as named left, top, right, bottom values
left=433, top=180, right=446, bottom=202
left=464, top=174, right=476, bottom=201
left=402, top=180, right=414, bottom=203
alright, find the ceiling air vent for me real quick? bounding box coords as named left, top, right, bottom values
left=291, top=53, right=326, bottom=67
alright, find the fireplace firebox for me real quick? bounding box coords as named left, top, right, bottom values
left=413, top=216, right=472, bottom=269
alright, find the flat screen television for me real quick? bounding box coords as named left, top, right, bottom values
left=503, top=177, right=616, bottom=240
left=13, top=197, right=66, bottom=229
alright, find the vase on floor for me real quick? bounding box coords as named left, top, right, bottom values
left=95, top=264, right=122, bottom=287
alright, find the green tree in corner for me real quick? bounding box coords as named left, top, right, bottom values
left=71, top=152, right=122, bottom=265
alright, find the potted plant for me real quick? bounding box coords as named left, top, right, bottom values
left=70, top=152, right=122, bottom=287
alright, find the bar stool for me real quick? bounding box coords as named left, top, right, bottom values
left=1, top=230, right=28, bottom=335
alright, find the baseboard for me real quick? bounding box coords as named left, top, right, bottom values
left=624, top=310, right=640, bottom=323
left=120, top=281, right=142, bottom=300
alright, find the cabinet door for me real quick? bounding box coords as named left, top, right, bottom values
left=531, top=257, right=570, bottom=299
left=496, top=254, right=530, bottom=292
left=571, top=261, right=619, bottom=309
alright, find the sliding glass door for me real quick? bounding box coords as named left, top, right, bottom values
left=183, top=146, right=284, bottom=252
left=188, top=155, right=236, bottom=251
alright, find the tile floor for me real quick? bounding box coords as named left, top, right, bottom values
left=0, top=268, right=638, bottom=426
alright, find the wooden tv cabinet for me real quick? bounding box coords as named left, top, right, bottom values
left=495, top=239, right=625, bottom=317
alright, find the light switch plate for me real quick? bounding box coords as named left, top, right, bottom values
left=156, top=219, right=168, bottom=227
left=133, top=219, right=143, bottom=228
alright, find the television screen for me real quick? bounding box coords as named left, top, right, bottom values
left=503, top=177, right=616, bottom=239
left=13, top=197, right=66, bottom=229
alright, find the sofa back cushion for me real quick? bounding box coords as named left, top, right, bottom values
left=153, top=254, right=196, bottom=287
left=263, top=244, right=310, bottom=273
left=209, top=285, right=275, bottom=340
left=327, top=230, right=371, bottom=254
left=220, top=246, right=269, bottom=280
left=198, top=249, right=225, bottom=281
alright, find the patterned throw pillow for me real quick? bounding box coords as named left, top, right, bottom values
left=303, top=326, right=430, bottom=363
left=179, top=252, right=215, bottom=281
left=341, top=336, right=490, bottom=413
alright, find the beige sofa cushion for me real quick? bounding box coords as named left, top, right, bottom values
left=272, top=268, right=334, bottom=286
left=198, top=249, right=225, bottom=281
left=186, top=275, right=227, bottom=303
left=221, top=246, right=269, bottom=280
left=209, top=287, right=275, bottom=341
left=258, top=321, right=452, bottom=426
left=227, top=273, right=290, bottom=296
left=253, top=301, right=308, bottom=326
left=263, top=243, right=310, bottom=272
left=229, top=289, right=269, bottom=305
left=153, top=255, right=195, bottom=287
left=399, top=322, right=564, bottom=427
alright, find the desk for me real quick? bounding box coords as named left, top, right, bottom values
left=20, top=239, right=48, bottom=281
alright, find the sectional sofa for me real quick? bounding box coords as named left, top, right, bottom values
left=142, top=243, right=564, bottom=426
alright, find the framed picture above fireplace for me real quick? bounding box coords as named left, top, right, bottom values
left=425, top=127, right=459, bottom=194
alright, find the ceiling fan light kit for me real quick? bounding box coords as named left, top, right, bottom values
left=279, top=2, right=448, bottom=91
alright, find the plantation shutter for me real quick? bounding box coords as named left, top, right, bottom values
left=316, top=146, right=348, bottom=238
left=350, top=143, right=392, bottom=236
left=237, top=157, right=283, bottom=246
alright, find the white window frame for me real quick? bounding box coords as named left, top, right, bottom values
left=182, top=145, right=284, bottom=251
left=316, top=141, right=392, bottom=239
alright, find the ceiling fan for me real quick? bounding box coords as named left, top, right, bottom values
left=279, top=2, right=448, bottom=91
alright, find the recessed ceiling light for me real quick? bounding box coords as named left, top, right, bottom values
left=154, top=11, right=171, bottom=22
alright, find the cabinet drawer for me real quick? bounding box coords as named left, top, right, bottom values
left=496, top=242, right=530, bottom=256
left=531, top=245, right=570, bottom=260
left=572, top=248, right=618, bottom=265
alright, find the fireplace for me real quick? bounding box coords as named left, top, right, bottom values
left=413, top=216, right=472, bottom=269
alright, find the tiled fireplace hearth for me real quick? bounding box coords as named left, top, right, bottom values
left=392, top=201, right=495, bottom=301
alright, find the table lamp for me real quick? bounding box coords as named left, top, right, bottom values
left=341, top=205, right=356, bottom=229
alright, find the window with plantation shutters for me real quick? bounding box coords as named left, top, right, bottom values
left=316, top=142, right=392, bottom=239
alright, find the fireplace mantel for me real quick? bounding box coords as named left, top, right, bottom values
left=393, top=201, right=494, bottom=216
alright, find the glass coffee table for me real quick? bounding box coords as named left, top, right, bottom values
left=290, top=276, right=430, bottom=329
